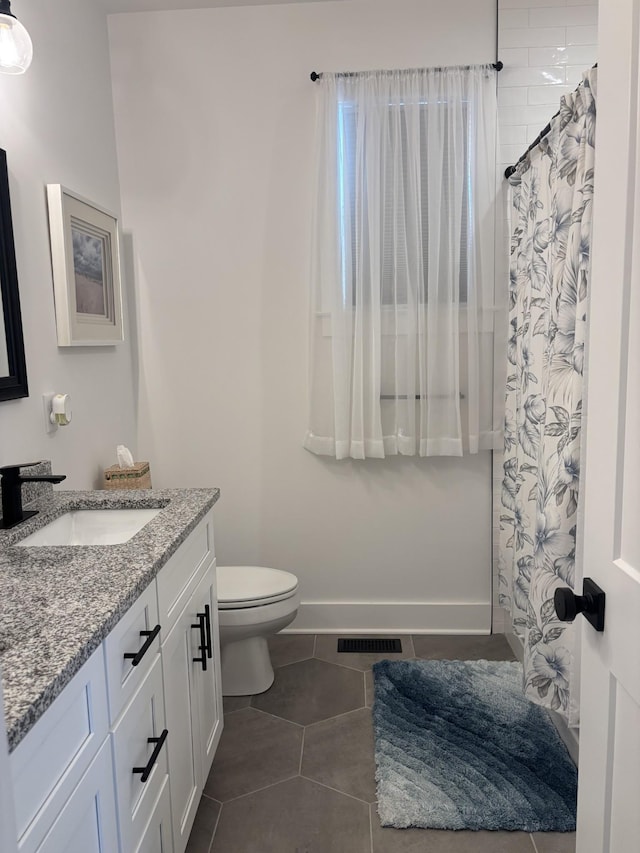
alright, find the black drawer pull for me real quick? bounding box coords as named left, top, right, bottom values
left=132, top=729, right=168, bottom=783
left=124, top=624, right=161, bottom=666
left=192, top=613, right=207, bottom=671
left=204, top=604, right=213, bottom=660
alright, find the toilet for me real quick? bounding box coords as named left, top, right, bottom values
left=217, top=566, right=300, bottom=696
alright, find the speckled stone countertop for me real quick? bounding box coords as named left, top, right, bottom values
left=0, top=487, right=220, bottom=752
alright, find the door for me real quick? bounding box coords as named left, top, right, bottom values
left=576, top=0, right=640, bottom=850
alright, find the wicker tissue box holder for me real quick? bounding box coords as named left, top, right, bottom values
left=103, top=462, right=152, bottom=490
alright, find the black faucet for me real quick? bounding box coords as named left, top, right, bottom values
left=0, top=463, right=67, bottom=530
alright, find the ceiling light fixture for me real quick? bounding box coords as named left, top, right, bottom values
left=0, top=0, right=32, bottom=75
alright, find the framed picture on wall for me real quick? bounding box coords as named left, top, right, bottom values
left=46, top=185, right=123, bottom=346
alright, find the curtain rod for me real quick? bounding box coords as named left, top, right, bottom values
left=504, top=63, right=597, bottom=180
left=504, top=112, right=558, bottom=180
left=309, top=62, right=503, bottom=82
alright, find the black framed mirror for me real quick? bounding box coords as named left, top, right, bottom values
left=0, top=148, right=28, bottom=402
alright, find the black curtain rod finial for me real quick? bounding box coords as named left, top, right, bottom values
left=494, top=60, right=503, bottom=71
left=310, top=71, right=321, bottom=82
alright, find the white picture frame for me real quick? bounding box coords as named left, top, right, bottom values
left=46, top=184, right=123, bottom=346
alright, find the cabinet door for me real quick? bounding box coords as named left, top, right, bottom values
left=192, top=563, right=223, bottom=782
left=161, top=594, right=203, bottom=853
left=33, top=740, right=118, bottom=853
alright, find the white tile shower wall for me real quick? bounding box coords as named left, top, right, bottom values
left=497, top=1, right=598, bottom=167
left=492, top=0, right=598, bottom=632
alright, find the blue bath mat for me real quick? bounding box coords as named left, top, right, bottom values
left=372, top=659, right=577, bottom=831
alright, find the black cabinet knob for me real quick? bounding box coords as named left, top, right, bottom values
left=554, top=578, right=605, bottom=632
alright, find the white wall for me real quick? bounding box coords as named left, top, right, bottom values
left=0, top=0, right=136, bottom=487
left=109, top=0, right=496, bottom=632
left=492, top=0, right=598, bottom=632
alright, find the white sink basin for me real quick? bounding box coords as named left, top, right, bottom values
left=16, top=508, right=163, bottom=547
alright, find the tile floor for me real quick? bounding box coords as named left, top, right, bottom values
left=185, top=634, right=577, bottom=853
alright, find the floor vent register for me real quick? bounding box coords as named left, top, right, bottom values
left=337, top=638, right=403, bottom=653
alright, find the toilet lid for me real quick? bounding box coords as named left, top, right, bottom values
left=217, top=566, right=298, bottom=609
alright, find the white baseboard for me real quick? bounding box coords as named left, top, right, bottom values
left=283, top=601, right=491, bottom=634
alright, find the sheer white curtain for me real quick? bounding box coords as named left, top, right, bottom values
left=305, top=65, right=499, bottom=459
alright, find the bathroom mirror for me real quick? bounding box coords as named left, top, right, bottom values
left=0, top=148, right=28, bottom=402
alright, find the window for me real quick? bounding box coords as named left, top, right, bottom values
left=305, top=66, right=498, bottom=460
left=337, top=99, right=472, bottom=306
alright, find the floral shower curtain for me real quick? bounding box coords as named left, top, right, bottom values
left=498, top=69, right=596, bottom=724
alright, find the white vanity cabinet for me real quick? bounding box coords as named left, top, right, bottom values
left=7, top=508, right=222, bottom=853
left=158, top=514, right=223, bottom=853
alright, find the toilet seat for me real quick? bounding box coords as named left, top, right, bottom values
left=217, top=566, right=299, bottom=610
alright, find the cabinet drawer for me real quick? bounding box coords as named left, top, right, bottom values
left=104, top=582, right=160, bottom=724
left=157, top=511, right=214, bottom=637
left=11, top=647, right=109, bottom=850
left=29, top=739, right=119, bottom=853
left=112, top=654, right=169, bottom=853
left=134, top=776, right=173, bottom=853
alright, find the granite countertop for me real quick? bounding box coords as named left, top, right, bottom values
left=0, top=487, right=220, bottom=752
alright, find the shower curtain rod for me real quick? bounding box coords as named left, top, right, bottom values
left=309, top=61, right=503, bottom=82
left=503, top=112, right=558, bottom=180
left=504, top=63, right=597, bottom=180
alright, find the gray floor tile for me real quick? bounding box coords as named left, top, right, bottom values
left=203, top=708, right=302, bottom=802
left=371, top=807, right=535, bottom=852
left=252, top=658, right=365, bottom=725
left=412, top=634, right=517, bottom=661
left=532, top=833, right=576, bottom=853
left=185, top=795, right=221, bottom=853
left=365, top=670, right=374, bottom=708
left=302, top=707, right=376, bottom=803
left=223, top=695, right=251, bottom=714
left=268, top=632, right=315, bottom=667
left=211, top=777, right=371, bottom=853
left=315, top=634, right=416, bottom=671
